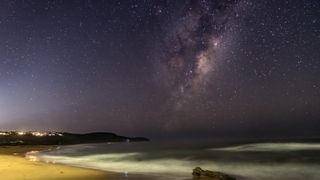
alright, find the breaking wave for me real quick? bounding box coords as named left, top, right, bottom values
left=28, top=141, right=320, bottom=180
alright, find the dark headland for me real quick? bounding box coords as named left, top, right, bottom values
left=0, top=131, right=149, bottom=145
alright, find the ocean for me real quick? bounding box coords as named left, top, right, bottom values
left=28, top=139, right=320, bottom=180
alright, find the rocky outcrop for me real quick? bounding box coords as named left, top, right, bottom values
left=192, top=167, right=236, bottom=180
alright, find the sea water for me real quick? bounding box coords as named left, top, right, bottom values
left=30, top=139, right=320, bottom=180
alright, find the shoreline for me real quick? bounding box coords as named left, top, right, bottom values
left=0, top=145, right=110, bottom=180
left=0, top=145, right=162, bottom=180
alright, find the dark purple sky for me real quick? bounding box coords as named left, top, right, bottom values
left=0, top=0, right=319, bottom=138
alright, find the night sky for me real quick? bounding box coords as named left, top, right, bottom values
left=0, top=0, right=319, bottom=138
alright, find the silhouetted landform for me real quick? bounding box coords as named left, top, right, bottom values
left=0, top=131, right=149, bottom=145
left=192, top=167, right=236, bottom=180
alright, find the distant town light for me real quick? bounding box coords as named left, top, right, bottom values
left=0, top=131, right=63, bottom=137
left=32, top=132, right=47, bottom=137
left=0, top=132, right=9, bottom=136
left=17, top=131, right=26, bottom=135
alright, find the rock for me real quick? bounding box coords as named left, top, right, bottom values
left=192, top=167, right=236, bottom=180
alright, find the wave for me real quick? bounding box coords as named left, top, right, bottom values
left=210, top=142, right=320, bottom=152
left=28, top=142, right=320, bottom=180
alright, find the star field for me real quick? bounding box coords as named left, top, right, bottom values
left=0, top=0, right=319, bottom=138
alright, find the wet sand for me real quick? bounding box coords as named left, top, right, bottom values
left=0, top=145, right=163, bottom=180
left=0, top=146, right=109, bottom=180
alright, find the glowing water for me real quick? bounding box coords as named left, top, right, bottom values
left=212, top=142, right=320, bottom=152
left=32, top=141, right=320, bottom=180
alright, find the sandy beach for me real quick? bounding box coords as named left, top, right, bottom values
left=0, top=146, right=109, bottom=180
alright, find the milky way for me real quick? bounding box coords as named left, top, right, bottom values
left=157, top=0, right=240, bottom=109
left=0, top=0, right=319, bottom=137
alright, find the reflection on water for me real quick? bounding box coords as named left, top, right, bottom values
left=30, top=141, right=320, bottom=180
left=25, top=151, right=40, bottom=162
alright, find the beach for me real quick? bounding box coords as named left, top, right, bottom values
left=34, top=141, right=320, bottom=180
left=2, top=141, right=320, bottom=180
left=0, top=146, right=109, bottom=180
